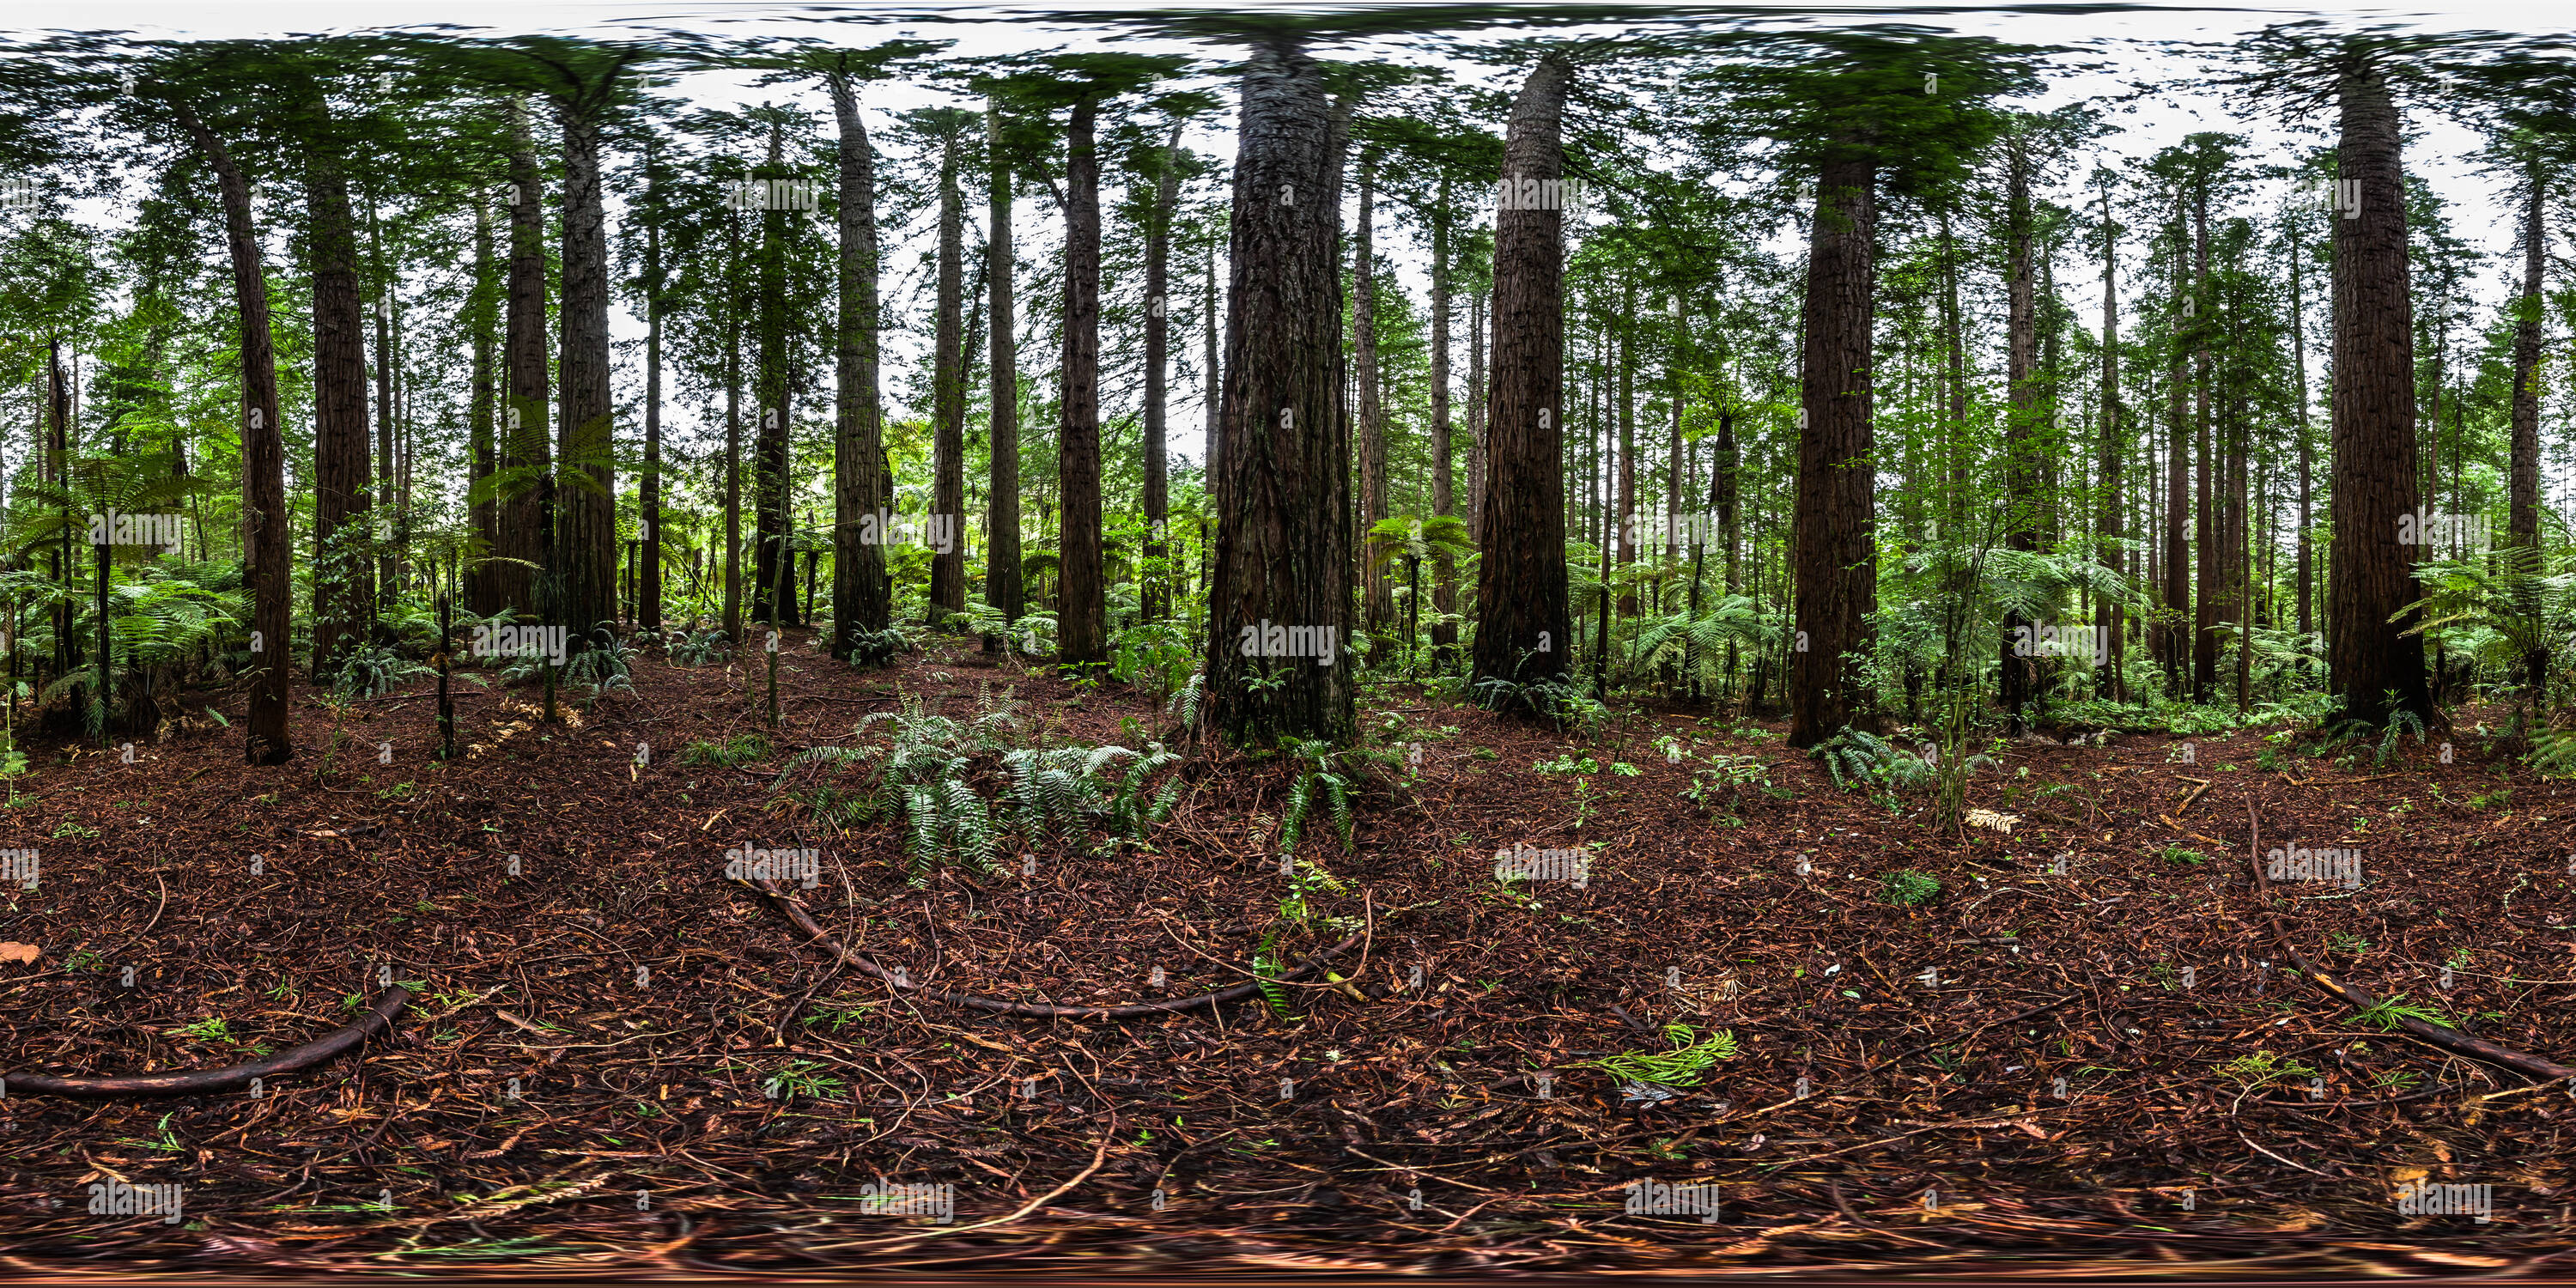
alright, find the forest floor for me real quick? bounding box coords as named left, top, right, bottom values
left=2, top=629, right=2573, bottom=1277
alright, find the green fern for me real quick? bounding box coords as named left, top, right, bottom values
left=1567, top=1024, right=1738, bottom=1088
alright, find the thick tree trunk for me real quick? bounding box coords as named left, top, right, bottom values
left=304, top=99, right=371, bottom=677
left=554, top=97, right=618, bottom=640
left=1058, top=99, right=1108, bottom=667
left=1201, top=34, right=1353, bottom=743
left=982, top=96, right=1023, bottom=633
left=496, top=98, right=550, bottom=623
left=2326, top=60, right=2432, bottom=726
left=827, top=72, right=890, bottom=653
left=175, top=100, right=290, bottom=764
left=928, top=121, right=969, bottom=617
left=1785, top=154, right=1879, bottom=748
left=1470, top=52, right=1576, bottom=694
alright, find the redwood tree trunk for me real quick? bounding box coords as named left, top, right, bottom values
left=176, top=100, right=290, bottom=764
left=2000, top=132, right=2038, bottom=732
left=1201, top=33, right=1352, bottom=743
left=1058, top=98, right=1107, bottom=667
left=752, top=122, right=793, bottom=628
left=2326, top=58, right=2431, bottom=726
left=495, top=97, right=550, bottom=622
left=640, top=136, right=665, bottom=632
left=1785, top=154, right=1880, bottom=748
left=2094, top=179, right=2123, bottom=702
left=828, top=71, right=890, bottom=653
left=1142, top=127, right=1180, bottom=623
left=1470, top=52, right=1576, bottom=693
left=1355, top=152, right=1391, bottom=635
left=467, top=197, right=498, bottom=617
left=1429, top=183, right=1458, bottom=662
left=305, top=95, right=371, bottom=677
left=555, top=94, right=618, bottom=640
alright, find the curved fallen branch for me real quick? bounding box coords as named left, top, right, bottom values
left=755, top=881, right=1362, bottom=1020
left=2247, top=799, right=2574, bottom=1085
left=0, top=987, right=410, bottom=1099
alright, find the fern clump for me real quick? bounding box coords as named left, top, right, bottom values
left=1810, top=727, right=1934, bottom=794
left=1278, top=738, right=1354, bottom=857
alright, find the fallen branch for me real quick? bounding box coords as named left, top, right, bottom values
left=2247, top=798, right=2575, bottom=1084
left=0, top=988, right=409, bottom=1098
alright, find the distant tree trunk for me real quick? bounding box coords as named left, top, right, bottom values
left=2327, top=58, right=2432, bottom=726
left=1142, top=125, right=1181, bottom=623
left=371, top=197, right=398, bottom=625
left=468, top=197, right=499, bottom=617
left=1785, top=152, right=1880, bottom=749
left=1058, top=98, right=1108, bottom=668
left=2291, top=207, right=2313, bottom=639
left=640, top=135, right=665, bottom=632
left=2191, top=181, right=2216, bottom=701
left=175, top=100, right=290, bottom=764
left=496, top=98, right=550, bottom=623
left=554, top=92, right=618, bottom=641
left=1471, top=52, right=1576, bottom=694
left=1355, top=151, right=1392, bottom=635
left=1665, top=299, right=1684, bottom=616
left=1616, top=285, right=1637, bottom=617
left=305, top=95, right=371, bottom=677
left=828, top=71, right=889, bottom=653
left=1202, top=33, right=1353, bottom=743
left=981, top=97, right=1022, bottom=633
left=2509, top=161, right=2548, bottom=697
left=2162, top=191, right=2190, bottom=699
left=1429, top=184, right=1459, bottom=664
left=752, top=122, right=793, bottom=628
left=2094, top=179, right=2123, bottom=703
left=2000, top=131, right=2038, bottom=733
left=928, top=119, right=969, bottom=617
left=1203, top=228, right=1221, bottom=488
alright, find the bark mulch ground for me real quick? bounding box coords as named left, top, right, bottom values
left=3, top=629, right=2572, bottom=1276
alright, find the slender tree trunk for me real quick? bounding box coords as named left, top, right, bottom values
left=1202, top=33, right=1352, bottom=742
left=2192, top=181, right=2216, bottom=701
left=175, top=100, right=290, bottom=763
left=981, top=95, right=1024, bottom=634
left=1616, top=285, right=1637, bottom=617
left=497, top=97, right=550, bottom=623
left=468, top=197, right=499, bottom=617
left=1470, top=52, right=1576, bottom=693
left=828, top=70, right=889, bottom=653
left=2327, top=58, right=2432, bottom=726
left=305, top=97, right=371, bottom=677
left=2291, top=203, right=2313, bottom=639
left=1786, top=153, right=1880, bottom=748
left=640, top=136, right=665, bottom=632
left=752, top=123, right=793, bottom=627
left=371, top=197, right=397, bottom=627
left=1467, top=289, right=1486, bottom=548
left=1057, top=98, right=1108, bottom=667
left=2001, top=132, right=2038, bottom=732
left=1429, top=186, right=1459, bottom=663
left=2509, top=161, right=2549, bottom=697
left=928, top=120, right=969, bottom=617
left=1355, top=151, right=1392, bottom=634
left=2095, top=179, right=2123, bottom=702
left=1142, top=125, right=1180, bottom=623
left=2163, top=194, right=2190, bottom=699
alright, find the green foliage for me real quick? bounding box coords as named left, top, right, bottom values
left=2349, top=993, right=2455, bottom=1032
left=1108, top=621, right=1194, bottom=700
left=331, top=643, right=432, bottom=701
left=2213, top=1050, right=2318, bottom=1088
left=1278, top=738, right=1353, bottom=857
left=845, top=623, right=919, bottom=668
left=1566, top=1024, right=1739, bottom=1087
left=1879, top=869, right=1941, bottom=907
left=1811, top=726, right=1934, bottom=795
left=680, top=733, right=772, bottom=768
left=1625, top=595, right=1773, bottom=689
left=667, top=628, right=732, bottom=667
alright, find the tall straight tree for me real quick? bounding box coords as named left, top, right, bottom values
left=922, top=107, right=970, bottom=617
left=751, top=113, right=795, bottom=627
left=638, top=131, right=666, bottom=631
left=170, top=88, right=290, bottom=763
left=1998, top=121, right=2039, bottom=732
left=301, top=77, right=372, bottom=676
left=1202, top=33, right=1352, bottom=742
left=496, top=95, right=550, bottom=621
left=1139, top=120, right=1189, bottom=622
left=555, top=58, right=629, bottom=641
left=467, top=196, right=500, bottom=617
left=1426, top=175, right=1460, bottom=664
left=1471, top=50, right=1576, bottom=693
left=2092, top=167, right=2124, bottom=702
left=2325, top=50, right=2432, bottom=725
left=820, top=53, right=903, bottom=654
left=982, top=93, right=1023, bottom=631
left=1354, top=149, right=1392, bottom=634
